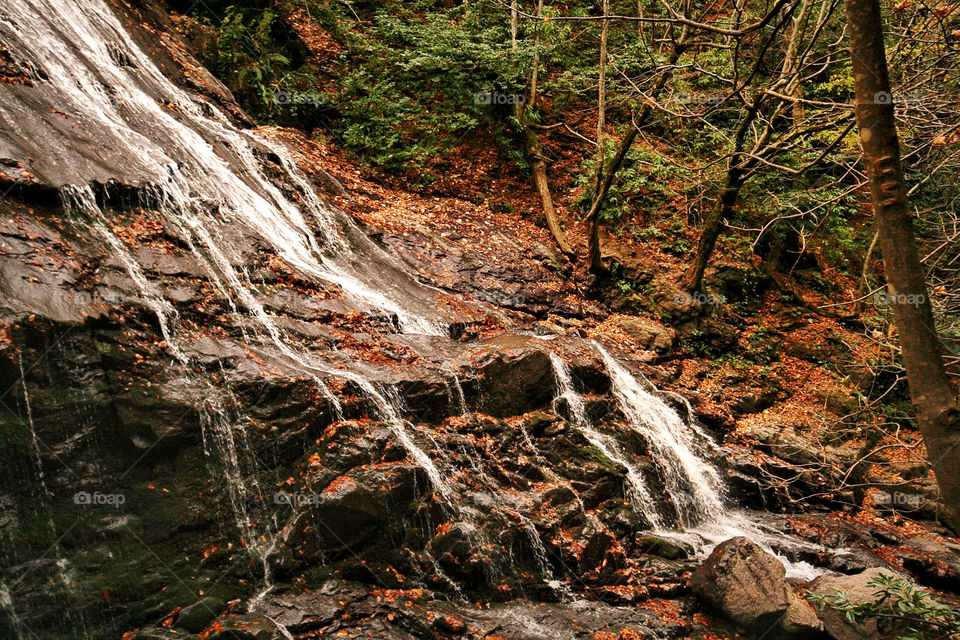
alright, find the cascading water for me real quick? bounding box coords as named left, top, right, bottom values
left=0, top=0, right=444, bottom=336
left=594, top=343, right=726, bottom=527
left=560, top=346, right=826, bottom=578
left=549, top=353, right=665, bottom=529
left=445, top=372, right=469, bottom=417
left=2, top=0, right=455, bottom=540
left=0, top=1, right=841, bottom=634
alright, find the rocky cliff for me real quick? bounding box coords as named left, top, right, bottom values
left=1, top=2, right=958, bottom=640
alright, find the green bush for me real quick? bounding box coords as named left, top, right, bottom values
left=332, top=8, right=529, bottom=170
left=188, top=5, right=311, bottom=121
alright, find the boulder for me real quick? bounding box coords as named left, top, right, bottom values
left=286, top=463, right=425, bottom=557
left=900, top=538, right=960, bottom=591
left=614, top=316, right=673, bottom=353
left=637, top=535, right=688, bottom=560
left=691, top=537, right=824, bottom=639
left=808, top=567, right=909, bottom=640
left=476, top=338, right=555, bottom=417
left=781, top=596, right=825, bottom=638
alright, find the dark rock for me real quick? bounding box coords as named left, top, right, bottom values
left=900, top=538, right=960, bottom=591
left=581, top=525, right=615, bottom=570
left=288, top=463, right=425, bottom=557
left=637, top=535, right=688, bottom=560
left=599, top=240, right=654, bottom=284
left=476, top=338, right=554, bottom=417
left=705, top=266, right=771, bottom=306
left=133, top=628, right=199, bottom=639
left=732, top=390, right=779, bottom=415
left=524, top=410, right=558, bottom=436
left=677, top=318, right=739, bottom=354
left=176, top=597, right=225, bottom=633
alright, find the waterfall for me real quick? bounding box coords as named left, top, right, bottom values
left=0, top=0, right=836, bottom=625
left=18, top=356, right=51, bottom=502
left=594, top=344, right=726, bottom=527
left=1, top=0, right=455, bottom=507
left=0, top=0, right=444, bottom=335
left=579, top=348, right=825, bottom=578
left=446, top=372, right=469, bottom=416
left=548, top=353, right=665, bottom=529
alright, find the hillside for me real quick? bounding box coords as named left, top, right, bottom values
left=1, top=1, right=959, bottom=640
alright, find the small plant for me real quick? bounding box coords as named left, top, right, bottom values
left=807, top=573, right=960, bottom=640
left=746, top=327, right=779, bottom=364
left=681, top=329, right=712, bottom=357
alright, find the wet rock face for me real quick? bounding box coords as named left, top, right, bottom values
left=476, top=337, right=555, bottom=416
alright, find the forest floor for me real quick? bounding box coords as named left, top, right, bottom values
left=266, top=117, right=946, bottom=533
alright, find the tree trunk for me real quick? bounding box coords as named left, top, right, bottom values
left=680, top=167, right=744, bottom=292
left=586, top=32, right=688, bottom=272
left=681, top=97, right=760, bottom=292
left=780, top=0, right=812, bottom=127
left=846, top=0, right=960, bottom=528
left=595, top=0, right=609, bottom=193
left=529, top=0, right=543, bottom=108
left=587, top=127, right=636, bottom=271
left=523, top=126, right=574, bottom=255
left=514, top=0, right=573, bottom=255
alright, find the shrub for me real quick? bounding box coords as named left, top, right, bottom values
left=808, top=573, right=960, bottom=640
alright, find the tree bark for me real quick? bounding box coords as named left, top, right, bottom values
left=681, top=97, right=760, bottom=292
left=780, top=0, right=812, bottom=127
left=515, top=0, right=573, bottom=255
left=846, top=0, right=960, bottom=528
left=680, top=167, right=745, bottom=292
left=595, top=0, right=609, bottom=193
left=586, top=33, right=688, bottom=272
left=523, top=126, right=574, bottom=255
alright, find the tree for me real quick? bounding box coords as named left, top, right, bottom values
left=515, top=0, right=573, bottom=255
left=846, top=0, right=960, bottom=528
left=585, top=26, right=689, bottom=273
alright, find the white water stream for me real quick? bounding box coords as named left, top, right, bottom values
left=550, top=347, right=827, bottom=579
left=0, top=1, right=831, bottom=627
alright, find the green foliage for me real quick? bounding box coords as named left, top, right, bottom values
left=191, top=6, right=309, bottom=121
left=680, top=329, right=713, bottom=358
left=576, top=142, right=686, bottom=222
left=331, top=8, right=529, bottom=170
left=745, top=327, right=778, bottom=364
left=808, top=573, right=960, bottom=640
